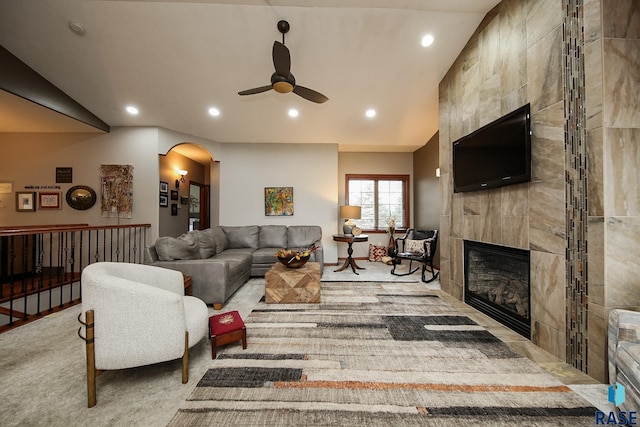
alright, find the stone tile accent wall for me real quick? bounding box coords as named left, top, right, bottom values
left=440, top=0, right=567, bottom=364
left=563, top=0, right=589, bottom=375
left=439, top=0, right=639, bottom=382
left=584, top=0, right=640, bottom=382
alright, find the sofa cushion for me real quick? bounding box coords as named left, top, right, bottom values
left=259, top=225, right=287, bottom=248
left=223, top=226, right=259, bottom=249
left=252, top=247, right=279, bottom=265
left=194, top=229, right=217, bottom=259
left=210, top=227, right=229, bottom=253
left=287, top=225, right=322, bottom=249
left=155, top=233, right=201, bottom=261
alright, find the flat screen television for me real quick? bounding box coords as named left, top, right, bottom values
left=453, top=103, right=531, bottom=193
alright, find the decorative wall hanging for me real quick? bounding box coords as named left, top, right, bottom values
left=171, top=190, right=178, bottom=201
left=100, top=164, right=133, bottom=218
left=159, top=193, right=168, bottom=207
left=171, top=203, right=178, bottom=216
left=264, top=187, right=293, bottom=216
left=66, top=185, right=97, bottom=210
left=39, top=192, right=61, bottom=210
left=160, top=181, right=169, bottom=193
left=16, top=191, right=36, bottom=212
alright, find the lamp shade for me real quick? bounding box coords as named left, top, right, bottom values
left=339, top=205, right=361, bottom=219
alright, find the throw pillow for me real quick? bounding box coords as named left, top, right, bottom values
left=222, top=225, right=259, bottom=249
left=210, top=227, right=229, bottom=253
left=368, top=244, right=387, bottom=262
left=194, top=229, right=216, bottom=259
left=155, top=233, right=201, bottom=261
left=258, top=225, right=287, bottom=248
left=405, top=238, right=433, bottom=256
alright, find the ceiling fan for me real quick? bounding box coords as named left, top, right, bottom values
left=238, top=20, right=329, bottom=104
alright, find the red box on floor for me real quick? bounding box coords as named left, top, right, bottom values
left=208, top=311, right=247, bottom=359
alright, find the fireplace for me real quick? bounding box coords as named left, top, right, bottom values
left=464, top=240, right=530, bottom=338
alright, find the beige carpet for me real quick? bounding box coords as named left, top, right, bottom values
left=169, top=282, right=598, bottom=426
left=0, top=280, right=265, bottom=427
left=0, top=276, right=609, bottom=426
left=322, top=259, right=433, bottom=283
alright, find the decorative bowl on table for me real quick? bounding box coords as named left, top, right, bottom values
left=275, top=247, right=314, bottom=268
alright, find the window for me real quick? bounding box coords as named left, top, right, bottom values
left=346, top=174, right=409, bottom=231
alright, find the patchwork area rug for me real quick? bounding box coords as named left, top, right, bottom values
left=169, top=282, right=597, bottom=426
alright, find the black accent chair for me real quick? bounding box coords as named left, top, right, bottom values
left=391, top=229, right=439, bottom=283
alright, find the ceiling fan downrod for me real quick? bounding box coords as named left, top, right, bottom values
left=277, top=20, right=289, bottom=45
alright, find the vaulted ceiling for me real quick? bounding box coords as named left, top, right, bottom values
left=0, top=0, right=500, bottom=152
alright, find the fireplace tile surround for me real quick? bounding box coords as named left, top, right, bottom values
left=439, top=0, right=640, bottom=383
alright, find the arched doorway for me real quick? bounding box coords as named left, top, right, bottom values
left=160, top=143, right=218, bottom=236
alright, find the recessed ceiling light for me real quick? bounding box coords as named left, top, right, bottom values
left=208, top=107, right=220, bottom=117
left=288, top=109, right=299, bottom=118
left=68, top=21, right=86, bottom=36
left=365, top=109, right=376, bottom=118
left=421, top=34, right=434, bottom=47
left=126, top=106, right=139, bottom=115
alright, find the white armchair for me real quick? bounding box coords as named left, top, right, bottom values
left=79, top=262, right=209, bottom=407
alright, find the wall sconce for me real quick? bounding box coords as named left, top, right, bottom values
left=175, top=169, right=188, bottom=189
left=435, top=167, right=441, bottom=178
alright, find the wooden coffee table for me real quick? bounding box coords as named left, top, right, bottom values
left=265, top=262, right=321, bottom=304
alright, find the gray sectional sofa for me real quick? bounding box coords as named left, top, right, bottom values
left=144, top=225, right=323, bottom=309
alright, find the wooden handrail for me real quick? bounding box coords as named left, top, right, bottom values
left=0, top=224, right=152, bottom=237
left=0, top=224, right=88, bottom=231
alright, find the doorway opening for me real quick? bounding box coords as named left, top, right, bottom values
left=189, top=181, right=209, bottom=231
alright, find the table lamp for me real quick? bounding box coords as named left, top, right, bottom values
left=339, top=205, right=361, bottom=235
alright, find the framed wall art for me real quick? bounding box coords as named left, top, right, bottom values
left=0, top=183, right=12, bottom=194
left=264, top=187, right=293, bottom=216
left=170, top=190, right=179, bottom=201
left=160, top=193, right=168, bottom=207
left=56, top=167, right=73, bottom=183
left=39, top=192, right=61, bottom=209
left=100, top=164, right=133, bottom=218
left=171, top=203, right=178, bottom=216
left=16, top=191, right=36, bottom=212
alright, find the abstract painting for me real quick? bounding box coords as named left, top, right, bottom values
left=264, top=187, right=293, bottom=216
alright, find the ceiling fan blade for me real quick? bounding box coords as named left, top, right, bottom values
left=238, top=85, right=273, bottom=96
left=293, top=85, right=329, bottom=104
left=272, top=41, right=291, bottom=77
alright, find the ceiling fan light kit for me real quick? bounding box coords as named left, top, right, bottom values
left=238, top=20, right=328, bottom=104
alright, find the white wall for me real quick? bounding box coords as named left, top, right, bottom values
left=219, top=143, right=339, bottom=263
left=0, top=126, right=225, bottom=246
left=0, top=128, right=161, bottom=242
